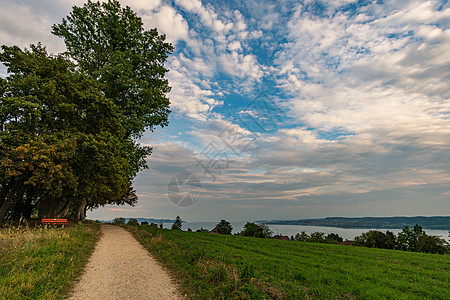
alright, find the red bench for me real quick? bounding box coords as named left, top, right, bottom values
left=41, top=218, right=68, bottom=227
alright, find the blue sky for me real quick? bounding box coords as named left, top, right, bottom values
left=1, top=0, right=449, bottom=222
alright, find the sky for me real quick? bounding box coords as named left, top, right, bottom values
left=1, top=0, right=449, bottom=222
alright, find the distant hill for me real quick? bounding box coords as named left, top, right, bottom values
left=260, top=216, right=450, bottom=230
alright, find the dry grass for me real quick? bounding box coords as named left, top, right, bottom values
left=0, top=219, right=99, bottom=300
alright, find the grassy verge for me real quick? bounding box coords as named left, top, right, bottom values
left=128, top=225, right=450, bottom=299
left=0, top=220, right=100, bottom=300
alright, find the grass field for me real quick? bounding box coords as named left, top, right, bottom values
left=129, top=225, right=450, bottom=299
left=0, top=221, right=99, bottom=300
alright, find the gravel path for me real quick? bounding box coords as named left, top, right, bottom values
left=68, top=224, right=181, bottom=300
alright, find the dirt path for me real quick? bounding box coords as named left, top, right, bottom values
left=68, top=224, right=181, bottom=300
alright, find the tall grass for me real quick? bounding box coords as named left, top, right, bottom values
left=128, top=225, right=450, bottom=300
left=0, top=220, right=99, bottom=300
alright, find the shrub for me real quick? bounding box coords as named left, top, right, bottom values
left=241, top=222, right=272, bottom=238
left=113, top=217, right=125, bottom=224
left=127, top=218, right=139, bottom=226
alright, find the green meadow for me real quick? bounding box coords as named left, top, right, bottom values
left=129, top=225, right=450, bottom=299
left=0, top=222, right=99, bottom=300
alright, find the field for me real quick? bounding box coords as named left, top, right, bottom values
left=0, top=221, right=99, bottom=300
left=129, top=225, right=450, bottom=299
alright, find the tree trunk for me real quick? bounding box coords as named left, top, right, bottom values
left=0, top=181, right=20, bottom=222
left=75, top=198, right=87, bottom=221
left=38, top=197, right=73, bottom=219
left=56, top=197, right=72, bottom=218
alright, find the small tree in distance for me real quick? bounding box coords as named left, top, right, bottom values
left=113, top=217, right=126, bottom=224
left=241, top=222, right=272, bottom=238
left=215, top=220, right=233, bottom=235
left=326, top=233, right=344, bottom=243
left=127, top=218, right=139, bottom=226
left=172, top=216, right=182, bottom=230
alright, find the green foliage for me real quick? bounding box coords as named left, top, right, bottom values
left=308, top=231, right=326, bottom=243
left=128, top=225, right=450, bottom=299
left=294, top=231, right=310, bottom=242
left=0, top=222, right=99, bottom=299
left=325, top=233, right=343, bottom=243
left=397, top=224, right=424, bottom=251
left=215, top=219, right=232, bottom=235
left=1, top=0, right=172, bottom=221
left=293, top=231, right=344, bottom=244
left=354, top=230, right=396, bottom=249
left=354, top=225, right=448, bottom=254
left=112, top=217, right=125, bottom=225
left=0, top=44, right=132, bottom=222
left=127, top=218, right=139, bottom=226
left=241, top=222, right=272, bottom=238
left=171, top=216, right=182, bottom=230
left=52, top=0, right=173, bottom=138
left=417, top=234, right=449, bottom=254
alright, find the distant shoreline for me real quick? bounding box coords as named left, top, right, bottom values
left=258, top=216, right=450, bottom=231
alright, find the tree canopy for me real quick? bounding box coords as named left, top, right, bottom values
left=52, top=0, right=173, bottom=138
left=172, top=216, right=182, bottom=230
left=241, top=222, right=272, bottom=238
left=0, top=0, right=172, bottom=222
left=0, top=44, right=134, bottom=221
left=353, top=224, right=448, bottom=254
left=215, top=220, right=233, bottom=235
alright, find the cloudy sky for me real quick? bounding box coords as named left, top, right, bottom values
left=1, top=0, right=449, bottom=222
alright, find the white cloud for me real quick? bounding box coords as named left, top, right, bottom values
left=277, top=0, right=450, bottom=144
left=123, top=0, right=161, bottom=11
left=154, top=0, right=265, bottom=120
left=140, top=5, right=190, bottom=43
left=0, top=1, right=66, bottom=53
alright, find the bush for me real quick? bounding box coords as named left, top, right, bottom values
left=326, top=233, right=343, bottom=243
left=241, top=222, right=272, bottom=238
left=113, top=217, right=125, bottom=224
left=215, top=220, right=233, bottom=235
left=127, top=218, right=139, bottom=226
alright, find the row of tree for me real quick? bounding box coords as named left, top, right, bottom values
left=353, top=224, right=449, bottom=254
left=0, top=1, right=172, bottom=222
left=292, top=231, right=344, bottom=243
left=173, top=218, right=449, bottom=254
left=117, top=217, right=449, bottom=255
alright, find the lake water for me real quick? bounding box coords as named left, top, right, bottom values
left=159, top=221, right=450, bottom=241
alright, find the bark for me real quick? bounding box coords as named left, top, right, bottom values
left=38, top=197, right=73, bottom=219
left=0, top=181, right=20, bottom=222
left=57, top=198, right=73, bottom=218
left=75, top=198, right=87, bottom=221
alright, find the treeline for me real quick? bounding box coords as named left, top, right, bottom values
left=290, top=224, right=449, bottom=254
left=292, top=232, right=344, bottom=243
left=118, top=217, right=449, bottom=255
left=264, top=216, right=450, bottom=230
left=0, top=1, right=172, bottom=222
left=353, top=224, right=449, bottom=254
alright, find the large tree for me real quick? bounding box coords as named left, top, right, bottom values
left=52, top=0, right=173, bottom=219
left=1, top=1, right=172, bottom=222
left=0, top=44, right=133, bottom=221
left=52, top=1, right=173, bottom=176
